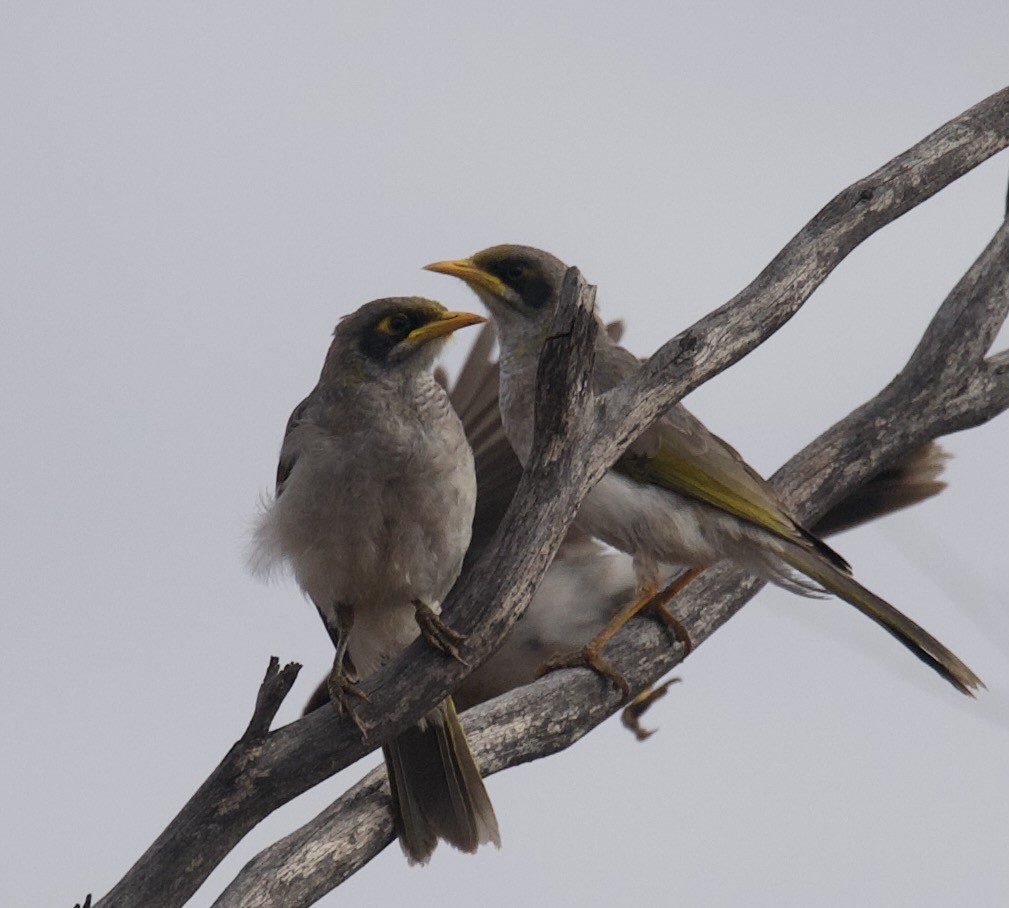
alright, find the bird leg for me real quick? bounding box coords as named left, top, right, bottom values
left=620, top=678, right=680, bottom=741
left=327, top=656, right=370, bottom=740
left=413, top=600, right=469, bottom=666
left=536, top=644, right=632, bottom=698
left=323, top=602, right=370, bottom=739
left=640, top=568, right=698, bottom=657
left=536, top=567, right=701, bottom=702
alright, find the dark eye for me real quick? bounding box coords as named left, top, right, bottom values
left=505, top=263, right=525, bottom=281
left=387, top=312, right=411, bottom=333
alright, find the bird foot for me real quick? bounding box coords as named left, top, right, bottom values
left=414, top=601, right=469, bottom=665
left=646, top=599, right=694, bottom=657
left=620, top=678, right=679, bottom=741
left=327, top=668, right=370, bottom=740
left=536, top=646, right=632, bottom=702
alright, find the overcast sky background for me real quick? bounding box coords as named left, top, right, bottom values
left=2, top=4, right=1007, bottom=907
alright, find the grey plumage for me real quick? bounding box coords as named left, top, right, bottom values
left=443, top=325, right=957, bottom=708
left=250, top=297, right=499, bottom=864
left=426, top=246, right=982, bottom=696
left=299, top=320, right=954, bottom=715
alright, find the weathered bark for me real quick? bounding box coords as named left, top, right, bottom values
left=212, top=213, right=1009, bottom=908
left=92, top=85, right=1009, bottom=908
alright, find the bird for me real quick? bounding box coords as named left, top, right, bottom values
left=248, top=296, right=500, bottom=864
left=430, top=323, right=952, bottom=711
left=299, top=318, right=953, bottom=726
left=424, top=245, right=983, bottom=696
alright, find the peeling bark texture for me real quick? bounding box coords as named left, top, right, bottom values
left=93, top=86, right=1009, bottom=908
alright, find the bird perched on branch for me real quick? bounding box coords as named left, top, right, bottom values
left=430, top=326, right=954, bottom=716
left=249, top=297, right=499, bottom=864
left=426, top=245, right=982, bottom=696
left=300, top=320, right=952, bottom=730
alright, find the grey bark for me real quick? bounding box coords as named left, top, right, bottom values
left=91, top=85, right=1009, bottom=908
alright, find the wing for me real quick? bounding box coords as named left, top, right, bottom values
left=597, top=334, right=848, bottom=570
left=454, top=323, right=624, bottom=564
left=274, top=392, right=316, bottom=498
left=447, top=324, right=524, bottom=561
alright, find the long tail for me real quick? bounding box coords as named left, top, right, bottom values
left=383, top=696, right=500, bottom=864
left=779, top=545, right=984, bottom=696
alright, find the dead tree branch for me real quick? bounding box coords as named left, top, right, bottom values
left=214, top=210, right=1009, bottom=908
left=93, top=85, right=1009, bottom=908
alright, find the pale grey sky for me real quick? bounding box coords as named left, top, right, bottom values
left=2, top=3, right=1007, bottom=907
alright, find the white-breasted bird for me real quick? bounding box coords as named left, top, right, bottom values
left=249, top=297, right=499, bottom=864
left=300, top=321, right=952, bottom=723
left=426, top=245, right=982, bottom=696
left=436, top=325, right=954, bottom=713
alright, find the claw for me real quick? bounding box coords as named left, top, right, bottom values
left=530, top=568, right=699, bottom=706
left=327, top=665, right=370, bottom=740
left=414, top=601, right=469, bottom=665
left=536, top=646, right=632, bottom=702
left=620, top=678, right=679, bottom=741
left=647, top=598, right=694, bottom=656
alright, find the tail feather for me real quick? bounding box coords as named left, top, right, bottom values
left=383, top=696, right=500, bottom=865
left=778, top=545, right=984, bottom=696
left=812, top=442, right=949, bottom=538
left=383, top=733, right=437, bottom=862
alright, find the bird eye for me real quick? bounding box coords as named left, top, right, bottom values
left=505, top=263, right=525, bottom=281
left=378, top=312, right=412, bottom=336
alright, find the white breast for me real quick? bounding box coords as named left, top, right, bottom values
left=250, top=374, right=477, bottom=677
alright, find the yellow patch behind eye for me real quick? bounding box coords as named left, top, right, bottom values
left=376, top=314, right=408, bottom=336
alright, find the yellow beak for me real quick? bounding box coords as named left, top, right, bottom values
left=424, top=258, right=507, bottom=297
left=407, top=309, right=486, bottom=345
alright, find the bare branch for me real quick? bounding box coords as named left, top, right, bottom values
left=779, top=216, right=1009, bottom=516
left=212, top=767, right=393, bottom=908
left=93, top=272, right=602, bottom=908
left=213, top=671, right=608, bottom=908
left=92, top=86, right=1009, bottom=908
left=212, top=106, right=1009, bottom=907
left=95, top=661, right=305, bottom=908
left=218, top=188, right=1009, bottom=906
left=906, top=220, right=1009, bottom=376
left=244, top=658, right=302, bottom=740
left=602, top=85, right=1009, bottom=458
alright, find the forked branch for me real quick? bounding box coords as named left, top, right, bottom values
left=93, top=86, right=1009, bottom=908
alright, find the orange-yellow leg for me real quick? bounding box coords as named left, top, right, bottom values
left=643, top=568, right=698, bottom=658
left=537, top=567, right=702, bottom=700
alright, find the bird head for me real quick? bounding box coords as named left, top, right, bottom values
left=324, top=297, right=485, bottom=383
left=424, top=245, right=568, bottom=356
